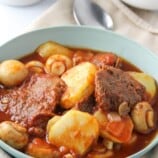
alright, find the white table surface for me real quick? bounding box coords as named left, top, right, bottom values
left=0, top=0, right=56, bottom=46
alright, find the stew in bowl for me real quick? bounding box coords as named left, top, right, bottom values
left=0, top=26, right=158, bottom=158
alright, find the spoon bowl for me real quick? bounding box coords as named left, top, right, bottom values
left=73, top=0, right=113, bottom=30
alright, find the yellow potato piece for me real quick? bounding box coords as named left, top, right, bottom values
left=36, top=41, right=73, bottom=59
left=61, top=62, right=96, bottom=109
left=128, top=72, right=157, bottom=101
left=47, top=116, right=61, bottom=132
left=47, top=110, right=99, bottom=156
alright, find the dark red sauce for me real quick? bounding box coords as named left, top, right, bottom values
left=0, top=48, right=157, bottom=158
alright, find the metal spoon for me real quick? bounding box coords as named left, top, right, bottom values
left=73, top=0, right=113, bottom=30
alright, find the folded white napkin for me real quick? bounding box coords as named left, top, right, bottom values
left=1, top=0, right=158, bottom=157
left=27, top=0, right=158, bottom=54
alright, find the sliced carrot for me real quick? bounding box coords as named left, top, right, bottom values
left=106, top=121, right=125, bottom=137
left=106, top=117, right=134, bottom=143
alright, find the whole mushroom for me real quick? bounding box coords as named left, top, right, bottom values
left=131, top=102, right=155, bottom=134
left=0, top=121, right=28, bottom=149
left=45, top=54, right=72, bottom=76
left=0, top=60, right=28, bottom=87
left=25, top=60, right=44, bottom=73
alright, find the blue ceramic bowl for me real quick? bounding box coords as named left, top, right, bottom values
left=0, top=26, right=158, bottom=158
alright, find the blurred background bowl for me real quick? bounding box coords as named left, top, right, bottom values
left=121, top=0, right=158, bottom=10
left=0, top=0, right=42, bottom=6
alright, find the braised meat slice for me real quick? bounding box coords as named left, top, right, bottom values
left=75, top=95, right=95, bottom=113
left=0, top=74, right=66, bottom=136
left=95, top=67, right=145, bottom=111
left=91, top=53, right=121, bottom=69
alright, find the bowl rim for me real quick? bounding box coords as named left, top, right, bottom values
left=0, top=25, right=158, bottom=158
left=0, top=0, right=42, bottom=6
left=1, top=25, right=158, bottom=58
left=121, top=0, right=158, bottom=10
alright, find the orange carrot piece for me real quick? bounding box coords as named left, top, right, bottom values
left=106, top=117, right=134, bottom=143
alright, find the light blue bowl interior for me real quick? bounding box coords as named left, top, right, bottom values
left=0, top=26, right=158, bottom=158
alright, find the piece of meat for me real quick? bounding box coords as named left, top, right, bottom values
left=91, top=53, right=121, bottom=69
left=95, top=67, right=145, bottom=111
left=0, top=74, right=66, bottom=136
left=75, top=95, right=95, bottom=113
left=73, top=50, right=94, bottom=65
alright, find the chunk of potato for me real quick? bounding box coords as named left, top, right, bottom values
left=36, top=41, right=73, bottom=59
left=61, top=62, right=96, bottom=109
left=47, top=115, right=61, bottom=132
left=47, top=110, right=99, bottom=156
left=128, top=72, right=157, bottom=101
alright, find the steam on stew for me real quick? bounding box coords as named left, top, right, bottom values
left=0, top=41, right=157, bottom=158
